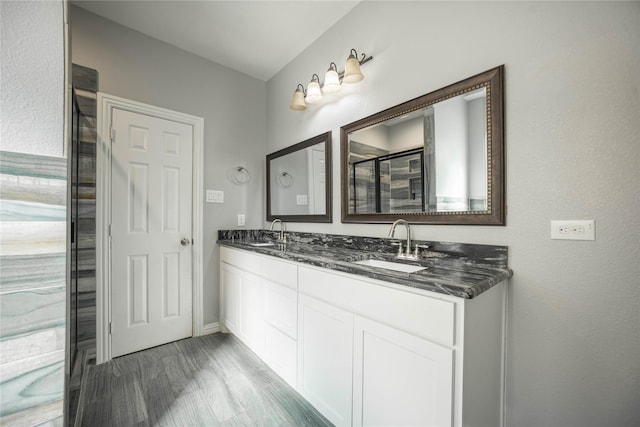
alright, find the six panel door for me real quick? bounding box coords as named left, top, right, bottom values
left=110, top=108, right=193, bottom=357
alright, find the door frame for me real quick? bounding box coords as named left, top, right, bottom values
left=96, top=93, right=204, bottom=364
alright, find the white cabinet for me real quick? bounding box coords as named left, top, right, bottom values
left=219, top=246, right=507, bottom=427
left=297, top=264, right=506, bottom=427
left=353, top=315, right=453, bottom=427
left=264, top=280, right=297, bottom=336
left=220, top=247, right=298, bottom=385
left=237, top=269, right=264, bottom=355
left=220, top=262, right=241, bottom=334
left=264, top=324, right=297, bottom=385
left=298, top=294, right=354, bottom=427
left=263, top=280, right=297, bottom=386
left=220, top=262, right=264, bottom=356
left=261, top=255, right=299, bottom=386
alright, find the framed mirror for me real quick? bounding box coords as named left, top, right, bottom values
left=341, top=66, right=504, bottom=225
left=267, top=131, right=332, bottom=223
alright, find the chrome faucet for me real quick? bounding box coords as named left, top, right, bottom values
left=388, top=219, right=412, bottom=258
left=387, top=219, right=429, bottom=259
left=270, top=218, right=287, bottom=243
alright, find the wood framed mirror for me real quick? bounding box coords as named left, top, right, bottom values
left=267, top=131, right=332, bottom=223
left=341, top=65, right=504, bottom=225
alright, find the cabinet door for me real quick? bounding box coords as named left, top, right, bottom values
left=353, top=316, right=454, bottom=427
left=220, top=263, right=241, bottom=334
left=264, top=324, right=297, bottom=387
left=298, top=295, right=354, bottom=426
left=238, top=270, right=264, bottom=356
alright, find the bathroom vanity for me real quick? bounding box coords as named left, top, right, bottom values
left=218, top=231, right=511, bottom=427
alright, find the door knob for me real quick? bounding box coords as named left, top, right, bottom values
left=181, top=238, right=191, bottom=246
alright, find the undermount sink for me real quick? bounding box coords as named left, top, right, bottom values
left=352, top=259, right=427, bottom=273
left=248, top=242, right=276, bottom=247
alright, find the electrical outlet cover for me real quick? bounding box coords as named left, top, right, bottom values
left=551, top=220, right=595, bottom=240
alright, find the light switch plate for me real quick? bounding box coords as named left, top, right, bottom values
left=206, top=190, right=224, bottom=204
left=296, top=195, right=308, bottom=205
left=237, top=214, right=245, bottom=226
left=551, top=220, right=595, bottom=240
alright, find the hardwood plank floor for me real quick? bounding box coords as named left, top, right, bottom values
left=79, top=333, right=333, bottom=426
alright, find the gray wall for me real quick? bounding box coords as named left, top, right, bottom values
left=70, top=5, right=266, bottom=326
left=266, top=2, right=640, bottom=426
left=1, top=0, right=64, bottom=156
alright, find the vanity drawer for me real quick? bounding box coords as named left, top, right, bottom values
left=220, top=247, right=261, bottom=274
left=264, top=280, right=298, bottom=339
left=298, top=266, right=456, bottom=346
left=261, top=256, right=297, bottom=289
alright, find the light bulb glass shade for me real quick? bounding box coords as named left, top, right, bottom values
left=305, top=78, right=323, bottom=104
left=343, top=53, right=364, bottom=84
left=289, top=87, right=307, bottom=110
left=322, top=64, right=341, bottom=94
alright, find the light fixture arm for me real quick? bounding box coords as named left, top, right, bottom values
left=350, top=48, right=371, bottom=65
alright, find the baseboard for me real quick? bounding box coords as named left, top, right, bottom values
left=201, top=322, right=220, bottom=335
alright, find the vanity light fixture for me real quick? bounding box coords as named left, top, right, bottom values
left=343, top=49, right=365, bottom=83
left=305, top=74, right=323, bottom=104
left=289, top=48, right=373, bottom=111
left=289, top=84, right=307, bottom=111
left=322, top=62, right=341, bottom=94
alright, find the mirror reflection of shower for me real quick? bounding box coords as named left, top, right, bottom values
left=348, top=87, right=488, bottom=214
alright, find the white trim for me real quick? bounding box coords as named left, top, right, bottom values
left=96, top=93, right=204, bottom=364
left=201, top=322, right=221, bottom=336
left=500, top=280, right=509, bottom=427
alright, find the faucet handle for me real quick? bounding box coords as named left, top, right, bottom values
left=413, top=244, right=430, bottom=258
left=390, top=241, right=403, bottom=256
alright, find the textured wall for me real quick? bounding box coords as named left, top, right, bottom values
left=266, top=2, right=640, bottom=426
left=0, top=1, right=65, bottom=157
left=0, top=1, right=66, bottom=425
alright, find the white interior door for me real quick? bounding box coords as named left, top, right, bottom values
left=110, top=107, right=193, bottom=358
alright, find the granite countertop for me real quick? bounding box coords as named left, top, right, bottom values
left=217, top=230, right=512, bottom=299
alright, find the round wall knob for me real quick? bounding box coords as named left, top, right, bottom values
left=181, top=238, right=191, bottom=246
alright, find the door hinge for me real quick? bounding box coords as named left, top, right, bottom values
left=108, top=224, right=112, bottom=237
left=109, top=322, right=112, bottom=335
left=110, top=128, right=116, bottom=143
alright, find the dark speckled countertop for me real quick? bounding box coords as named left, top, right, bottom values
left=217, top=230, right=513, bottom=299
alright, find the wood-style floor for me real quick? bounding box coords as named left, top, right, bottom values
left=78, top=333, right=333, bottom=426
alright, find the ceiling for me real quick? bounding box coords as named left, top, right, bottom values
left=72, top=0, right=360, bottom=81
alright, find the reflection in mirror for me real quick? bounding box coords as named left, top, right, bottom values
left=341, top=66, right=504, bottom=225
left=267, top=131, right=332, bottom=223
left=349, top=88, right=487, bottom=214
